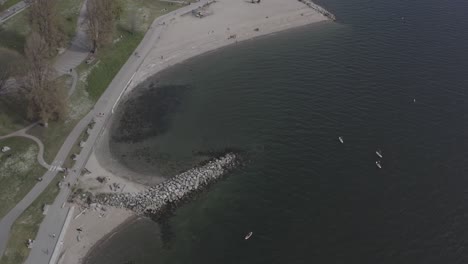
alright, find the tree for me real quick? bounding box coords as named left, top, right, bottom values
left=22, top=32, right=67, bottom=125
left=87, top=0, right=122, bottom=52
left=29, top=0, right=64, bottom=54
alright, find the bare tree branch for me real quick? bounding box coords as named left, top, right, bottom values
left=22, top=32, right=67, bottom=125
left=29, top=0, right=64, bottom=54
left=87, top=0, right=122, bottom=52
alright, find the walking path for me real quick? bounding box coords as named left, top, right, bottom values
left=0, top=0, right=87, bottom=168
left=0, top=67, right=77, bottom=168
left=0, top=123, right=50, bottom=170
left=67, top=69, right=79, bottom=97
left=53, top=0, right=90, bottom=76
left=0, top=112, right=94, bottom=258
left=0, top=2, right=212, bottom=262
left=1, top=0, right=89, bottom=97
left=0, top=1, right=28, bottom=25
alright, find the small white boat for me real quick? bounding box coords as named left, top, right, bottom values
left=244, top=232, right=253, bottom=240
left=375, top=161, right=382, bottom=169
left=413, top=98, right=416, bottom=103
left=338, top=136, right=344, bottom=144
left=376, top=150, right=383, bottom=158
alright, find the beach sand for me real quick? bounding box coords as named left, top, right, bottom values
left=94, top=0, right=331, bottom=186
left=79, top=152, right=147, bottom=194
left=131, top=0, right=330, bottom=92
left=61, top=0, right=331, bottom=262
left=57, top=206, right=134, bottom=264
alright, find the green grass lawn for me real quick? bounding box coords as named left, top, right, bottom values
left=120, top=0, right=188, bottom=32
left=0, top=10, right=29, bottom=53
left=0, top=0, right=82, bottom=137
left=0, top=137, right=46, bottom=219
left=27, top=0, right=191, bottom=164
left=85, top=30, right=144, bottom=100
left=0, top=174, right=61, bottom=264
left=0, top=96, right=29, bottom=136
left=57, top=0, right=83, bottom=41
left=27, top=71, right=94, bottom=164
left=0, top=0, right=83, bottom=53
left=85, top=0, right=189, bottom=100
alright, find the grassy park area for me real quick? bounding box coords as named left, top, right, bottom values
left=27, top=75, right=94, bottom=163
left=0, top=0, right=82, bottom=52
left=0, top=137, right=46, bottom=219
left=0, top=11, right=29, bottom=53
left=0, top=0, right=83, bottom=137
left=0, top=0, right=22, bottom=12
left=0, top=96, right=29, bottom=136
left=0, top=174, right=61, bottom=264
left=30, top=0, right=189, bottom=163
left=85, top=30, right=145, bottom=100
left=57, top=0, right=84, bottom=40
left=85, top=0, right=185, bottom=100
left=0, top=0, right=192, bottom=262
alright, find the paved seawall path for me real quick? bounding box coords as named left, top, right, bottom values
left=0, top=1, right=28, bottom=25
left=1, top=0, right=334, bottom=261
left=0, top=1, right=213, bottom=263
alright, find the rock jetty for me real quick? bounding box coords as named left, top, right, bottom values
left=94, top=153, right=238, bottom=217
left=299, top=0, right=336, bottom=21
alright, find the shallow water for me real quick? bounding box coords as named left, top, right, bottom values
left=86, top=0, right=468, bottom=263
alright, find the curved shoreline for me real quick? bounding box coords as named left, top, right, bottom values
left=64, top=0, right=334, bottom=263
left=80, top=215, right=140, bottom=264
left=95, top=0, right=333, bottom=182
left=128, top=0, right=333, bottom=95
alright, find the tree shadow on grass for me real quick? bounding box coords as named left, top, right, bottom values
left=0, top=95, right=29, bottom=135
left=0, top=28, right=25, bottom=54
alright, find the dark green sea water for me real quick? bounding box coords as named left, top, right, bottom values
left=85, top=0, right=468, bottom=263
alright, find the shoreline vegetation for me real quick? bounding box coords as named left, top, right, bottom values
left=58, top=0, right=335, bottom=263
left=0, top=137, right=47, bottom=219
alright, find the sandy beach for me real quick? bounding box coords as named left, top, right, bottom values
left=59, top=0, right=332, bottom=263
left=94, top=0, right=331, bottom=186
left=131, top=0, right=330, bottom=93
left=57, top=207, right=134, bottom=264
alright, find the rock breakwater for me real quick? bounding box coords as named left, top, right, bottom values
left=299, top=0, right=336, bottom=21
left=94, top=153, right=239, bottom=217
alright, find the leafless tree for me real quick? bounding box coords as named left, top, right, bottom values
left=22, top=32, right=67, bottom=125
left=87, top=0, right=122, bottom=52
left=29, top=0, right=64, bottom=54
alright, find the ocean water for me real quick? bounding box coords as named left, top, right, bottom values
left=85, top=0, right=468, bottom=263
